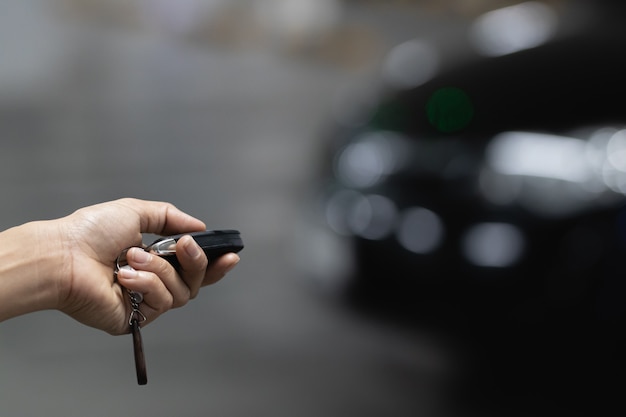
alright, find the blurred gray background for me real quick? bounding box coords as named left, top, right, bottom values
left=0, top=1, right=544, bottom=416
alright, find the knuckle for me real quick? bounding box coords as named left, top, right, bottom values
left=157, top=293, right=174, bottom=314
left=173, top=288, right=191, bottom=308
left=154, top=256, right=172, bottom=276
left=143, top=273, right=173, bottom=313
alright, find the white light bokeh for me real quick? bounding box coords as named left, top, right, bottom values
left=347, top=194, right=398, bottom=240
left=382, top=39, right=439, bottom=89
left=336, top=141, right=389, bottom=188
left=607, top=129, right=626, bottom=172
left=462, top=222, right=525, bottom=267
left=325, top=189, right=362, bottom=235
left=470, top=1, right=558, bottom=57
left=481, top=128, right=626, bottom=216
left=600, top=129, right=626, bottom=193
left=486, top=131, right=593, bottom=183
left=396, top=207, right=444, bottom=254
left=335, top=131, right=409, bottom=188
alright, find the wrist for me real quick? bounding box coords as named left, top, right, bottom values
left=0, top=220, right=69, bottom=321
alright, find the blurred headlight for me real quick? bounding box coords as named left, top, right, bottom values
left=481, top=128, right=626, bottom=217
left=486, top=131, right=592, bottom=183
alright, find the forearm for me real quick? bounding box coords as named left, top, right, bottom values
left=0, top=221, right=66, bottom=322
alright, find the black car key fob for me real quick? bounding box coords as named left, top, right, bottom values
left=146, top=230, right=244, bottom=268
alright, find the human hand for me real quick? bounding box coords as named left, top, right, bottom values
left=54, top=198, right=239, bottom=334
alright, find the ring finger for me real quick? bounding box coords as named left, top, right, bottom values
left=121, top=247, right=191, bottom=308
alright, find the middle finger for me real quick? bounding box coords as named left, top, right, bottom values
left=125, top=247, right=191, bottom=308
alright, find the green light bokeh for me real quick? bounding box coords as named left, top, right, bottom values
left=426, top=87, right=474, bottom=133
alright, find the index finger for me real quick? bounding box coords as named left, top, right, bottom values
left=117, top=198, right=207, bottom=236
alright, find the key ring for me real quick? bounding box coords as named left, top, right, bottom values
left=115, top=248, right=148, bottom=385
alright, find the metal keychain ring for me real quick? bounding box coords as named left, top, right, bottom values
left=114, top=247, right=133, bottom=277
left=114, top=247, right=145, bottom=305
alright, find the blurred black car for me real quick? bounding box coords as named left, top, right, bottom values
left=300, top=2, right=626, bottom=415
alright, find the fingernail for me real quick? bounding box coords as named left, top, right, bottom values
left=130, top=248, right=151, bottom=265
left=118, top=265, right=138, bottom=279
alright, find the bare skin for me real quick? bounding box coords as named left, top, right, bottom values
left=0, top=198, right=240, bottom=335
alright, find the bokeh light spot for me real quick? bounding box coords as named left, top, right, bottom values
left=426, top=87, right=474, bottom=133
